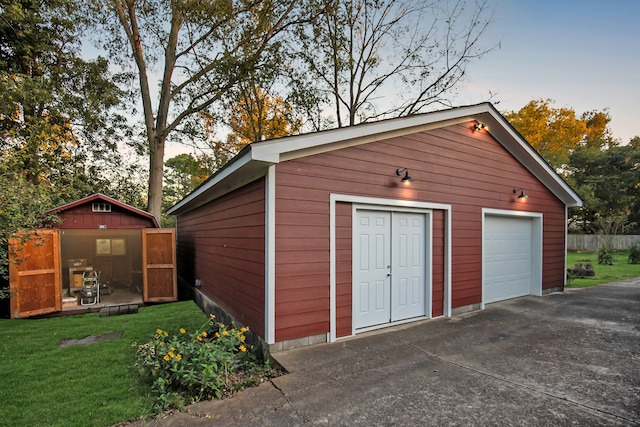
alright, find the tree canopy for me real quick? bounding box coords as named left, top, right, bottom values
left=90, top=0, right=313, bottom=222
left=0, top=0, right=134, bottom=281
left=505, top=99, right=639, bottom=234
left=83, top=0, right=499, bottom=221
left=291, top=0, right=495, bottom=128
left=503, top=99, right=614, bottom=170
left=226, top=86, right=302, bottom=150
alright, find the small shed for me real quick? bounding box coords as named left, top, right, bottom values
left=168, top=103, right=582, bottom=351
left=10, top=193, right=177, bottom=318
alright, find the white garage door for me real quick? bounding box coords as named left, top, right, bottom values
left=484, top=215, right=534, bottom=304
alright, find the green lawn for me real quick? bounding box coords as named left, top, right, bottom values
left=0, top=301, right=208, bottom=427
left=566, top=250, right=640, bottom=288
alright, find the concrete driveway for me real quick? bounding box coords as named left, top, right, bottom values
left=133, top=279, right=640, bottom=426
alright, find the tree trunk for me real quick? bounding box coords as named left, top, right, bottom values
left=147, top=133, right=165, bottom=224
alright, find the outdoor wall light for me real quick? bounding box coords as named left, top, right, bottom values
left=396, top=168, right=414, bottom=183
left=474, top=122, right=487, bottom=131
left=513, top=188, right=528, bottom=199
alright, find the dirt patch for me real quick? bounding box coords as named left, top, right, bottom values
left=59, top=331, right=124, bottom=348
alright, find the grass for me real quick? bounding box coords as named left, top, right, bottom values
left=566, top=250, right=640, bottom=288
left=0, top=301, right=209, bottom=427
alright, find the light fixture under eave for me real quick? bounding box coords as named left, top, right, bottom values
left=396, top=168, right=414, bottom=183
left=513, top=188, right=528, bottom=199
left=474, top=122, right=487, bottom=131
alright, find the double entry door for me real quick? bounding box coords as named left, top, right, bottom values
left=355, top=209, right=429, bottom=329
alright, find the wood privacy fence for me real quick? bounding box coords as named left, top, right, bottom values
left=568, top=235, right=640, bottom=251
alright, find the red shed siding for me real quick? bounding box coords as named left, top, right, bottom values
left=274, top=121, right=566, bottom=340
left=177, top=178, right=266, bottom=335
left=56, top=204, right=156, bottom=229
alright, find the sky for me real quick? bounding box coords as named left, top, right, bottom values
left=158, top=0, right=639, bottom=159
left=456, top=0, right=640, bottom=143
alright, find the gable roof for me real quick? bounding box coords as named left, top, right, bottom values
left=169, top=103, right=582, bottom=215
left=46, top=193, right=160, bottom=227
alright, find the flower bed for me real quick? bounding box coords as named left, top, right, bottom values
left=134, top=314, right=277, bottom=412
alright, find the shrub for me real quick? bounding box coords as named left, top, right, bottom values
left=629, top=243, right=640, bottom=264
left=598, top=244, right=614, bottom=265
left=134, top=314, right=276, bottom=413
left=567, top=263, right=595, bottom=278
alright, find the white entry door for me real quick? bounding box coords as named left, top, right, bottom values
left=391, top=213, right=426, bottom=321
left=355, top=210, right=428, bottom=329
left=355, top=211, right=391, bottom=328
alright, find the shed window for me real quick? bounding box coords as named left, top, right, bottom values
left=92, top=202, right=111, bottom=212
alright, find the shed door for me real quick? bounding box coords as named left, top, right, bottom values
left=355, top=210, right=427, bottom=329
left=483, top=216, right=533, bottom=303
left=142, top=228, right=177, bottom=302
left=9, top=230, right=61, bottom=318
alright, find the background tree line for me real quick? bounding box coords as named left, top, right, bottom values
left=1, top=0, right=638, bottom=285
left=505, top=99, right=640, bottom=235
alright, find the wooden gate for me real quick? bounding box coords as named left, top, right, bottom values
left=9, top=230, right=61, bottom=318
left=142, top=228, right=177, bottom=302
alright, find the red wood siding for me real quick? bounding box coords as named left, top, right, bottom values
left=432, top=210, right=445, bottom=317
left=335, top=202, right=353, bottom=338
left=275, top=121, right=566, bottom=340
left=56, top=204, right=156, bottom=229
left=177, top=178, right=266, bottom=335
left=274, top=183, right=332, bottom=342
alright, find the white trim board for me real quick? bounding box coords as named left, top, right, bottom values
left=329, top=194, right=452, bottom=342
left=481, top=208, right=543, bottom=309
left=265, top=165, right=276, bottom=344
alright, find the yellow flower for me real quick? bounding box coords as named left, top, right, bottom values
left=215, top=332, right=220, bottom=338
left=179, top=328, right=186, bottom=334
left=240, top=327, right=248, bottom=333
left=163, top=331, right=168, bottom=337
left=156, top=328, right=163, bottom=335
left=205, top=344, right=210, bottom=349
left=240, top=335, right=246, bottom=342
left=176, top=354, right=182, bottom=361
left=209, top=314, right=216, bottom=319
left=222, top=330, right=229, bottom=336
left=196, top=336, right=203, bottom=341
left=168, top=351, right=175, bottom=358
left=220, top=323, right=225, bottom=328
left=170, top=347, right=175, bottom=351
left=239, top=345, right=247, bottom=352
left=163, top=355, right=170, bottom=361
left=201, top=331, right=207, bottom=337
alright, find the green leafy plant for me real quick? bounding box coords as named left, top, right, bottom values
left=134, top=315, right=275, bottom=413
left=597, top=244, right=614, bottom=265
left=628, top=243, right=640, bottom=264
left=567, top=263, right=595, bottom=278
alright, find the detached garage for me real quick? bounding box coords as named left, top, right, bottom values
left=169, top=103, right=582, bottom=351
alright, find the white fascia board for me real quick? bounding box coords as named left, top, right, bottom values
left=480, top=110, right=583, bottom=208
left=167, top=151, right=253, bottom=215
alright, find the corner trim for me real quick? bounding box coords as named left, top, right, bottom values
left=265, top=165, right=276, bottom=344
